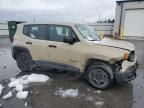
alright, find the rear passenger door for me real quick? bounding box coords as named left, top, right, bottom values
left=46, top=25, right=82, bottom=68
left=23, top=24, right=48, bottom=61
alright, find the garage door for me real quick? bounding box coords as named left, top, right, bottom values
left=123, top=9, right=144, bottom=37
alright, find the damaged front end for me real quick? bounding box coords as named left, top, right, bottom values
left=113, top=58, right=138, bottom=84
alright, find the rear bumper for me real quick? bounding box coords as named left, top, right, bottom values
left=115, top=61, right=138, bottom=83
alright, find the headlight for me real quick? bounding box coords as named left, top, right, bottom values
left=128, top=51, right=135, bottom=62
left=123, top=53, right=129, bottom=60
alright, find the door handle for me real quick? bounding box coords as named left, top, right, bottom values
left=25, top=42, right=32, bottom=44
left=48, top=45, right=57, bottom=48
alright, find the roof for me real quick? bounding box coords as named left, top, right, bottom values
left=8, top=21, right=26, bottom=24
left=18, top=22, right=82, bottom=26
left=117, top=0, right=144, bottom=3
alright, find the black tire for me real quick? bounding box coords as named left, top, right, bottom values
left=85, top=62, right=113, bottom=89
left=16, top=52, right=33, bottom=72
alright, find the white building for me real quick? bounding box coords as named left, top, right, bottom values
left=0, top=21, right=9, bottom=37
left=114, top=0, right=144, bottom=39
left=89, top=23, right=114, bottom=37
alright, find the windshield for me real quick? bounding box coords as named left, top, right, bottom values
left=75, top=24, right=101, bottom=41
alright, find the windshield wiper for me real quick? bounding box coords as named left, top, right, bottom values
left=89, top=40, right=97, bottom=41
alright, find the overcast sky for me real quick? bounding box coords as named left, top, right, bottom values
left=0, top=0, right=116, bottom=23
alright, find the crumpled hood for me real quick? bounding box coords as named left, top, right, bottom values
left=91, top=38, right=135, bottom=51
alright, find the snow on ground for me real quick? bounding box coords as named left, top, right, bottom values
left=10, top=78, right=16, bottom=82
left=27, top=74, right=49, bottom=82
left=8, top=73, right=50, bottom=99
left=0, top=84, right=4, bottom=96
left=83, top=93, right=104, bottom=107
left=85, top=96, right=93, bottom=101
left=8, top=74, right=49, bottom=92
left=95, top=101, right=104, bottom=107
left=15, top=83, right=23, bottom=92
left=136, top=85, right=143, bottom=90
left=87, top=88, right=90, bottom=91
left=0, top=74, right=50, bottom=100
left=24, top=102, right=28, bottom=107
left=94, top=90, right=102, bottom=94
left=55, top=88, right=79, bottom=98
left=8, top=74, right=50, bottom=89
left=16, top=91, right=28, bottom=99
left=2, top=91, right=12, bottom=99
left=55, top=87, right=104, bottom=107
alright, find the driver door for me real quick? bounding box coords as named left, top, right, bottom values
left=46, top=25, right=82, bottom=68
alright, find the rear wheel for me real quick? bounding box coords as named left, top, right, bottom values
left=16, top=52, right=33, bottom=72
left=85, top=62, right=113, bottom=89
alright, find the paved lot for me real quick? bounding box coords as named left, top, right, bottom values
left=0, top=38, right=144, bottom=108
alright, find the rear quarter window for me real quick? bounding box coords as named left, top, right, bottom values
left=23, top=25, right=46, bottom=40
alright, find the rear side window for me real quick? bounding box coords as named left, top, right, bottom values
left=23, top=25, right=46, bottom=40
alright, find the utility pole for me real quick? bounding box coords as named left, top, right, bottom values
left=33, top=17, right=35, bottom=23
left=99, top=14, right=101, bottom=22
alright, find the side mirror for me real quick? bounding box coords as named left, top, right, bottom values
left=63, top=36, right=75, bottom=44
left=30, top=34, right=36, bottom=39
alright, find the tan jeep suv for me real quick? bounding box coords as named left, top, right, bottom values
left=12, top=22, right=138, bottom=89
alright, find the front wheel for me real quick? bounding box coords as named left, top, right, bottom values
left=16, top=52, right=33, bottom=72
left=85, top=62, right=113, bottom=89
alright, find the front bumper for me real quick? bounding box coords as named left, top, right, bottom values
left=115, top=62, right=139, bottom=83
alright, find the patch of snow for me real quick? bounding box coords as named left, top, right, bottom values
left=10, top=78, right=16, bottom=82
left=8, top=78, right=22, bottom=88
left=27, top=74, right=49, bottom=83
left=87, top=88, right=90, bottom=91
left=24, top=102, right=28, bottom=107
left=55, top=88, right=79, bottom=98
left=95, top=101, right=104, bottom=107
left=4, top=74, right=49, bottom=100
left=0, top=84, right=4, bottom=96
left=2, top=91, right=12, bottom=99
left=8, top=74, right=50, bottom=91
left=16, top=91, right=28, bottom=99
left=15, top=84, right=24, bottom=92
left=85, top=96, right=93, bottom=101
left=94, top=90, right=102, bottom=94
left=136, top=86, right=143, bottom=90
left=0, top=104, right=2, bottom=108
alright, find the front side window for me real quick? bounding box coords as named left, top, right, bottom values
left=23, top=25, right=46, bottom=40
left=46, top=25, right=79, bottom=42
left=75, top=24, right=101, bottom=41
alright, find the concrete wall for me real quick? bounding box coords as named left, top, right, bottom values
left=114, top=1, right=144, bottom=39
left=89, top=23, right=114, bottom=37
left=0, top=21, right=9, bottom=37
